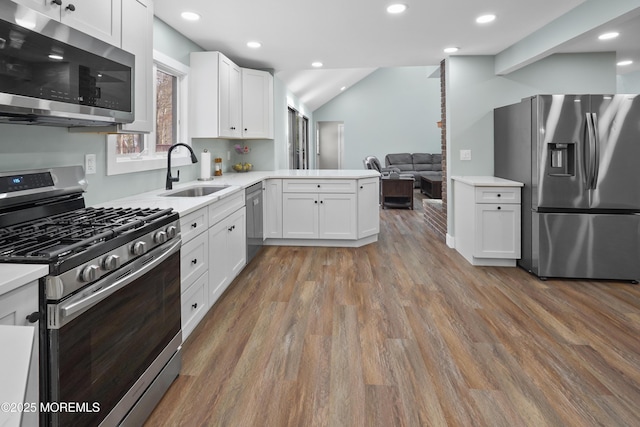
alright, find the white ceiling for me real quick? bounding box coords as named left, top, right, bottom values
left=154, top=0, right=640, bottom=111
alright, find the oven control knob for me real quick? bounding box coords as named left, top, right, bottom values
left=131, top=241, right=148, bottom=256
left=80, top=265, right=99, bottom=282
left=102, top=254, right=121, bottom=271
left=166, top=225, right=178, bottom=239
left=154, top=231, right=168, bottom=244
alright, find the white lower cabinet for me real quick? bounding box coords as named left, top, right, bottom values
left=178, top=192, right=247, bottom=340
left=452, top=176, right=523, bottom=266
left=318, top=193, right=357, bottom=239
left=281, top=179, right=357, bottom=240
left=0, top=280, right=39, bottom=427
left=180, top=232, right=208, bottom=293
left=282, top=193, right=319, bottom=238
left=209, top=206, right=246, bottom=307
left=180, top=272, right=208, bottom=339
left=357, top=177, right=380, bottom=238
left=264, top=179, right=282, bottom=239
left=474, top=203, right=520, bottom=258
left=179, top=206, right=209, bottom=340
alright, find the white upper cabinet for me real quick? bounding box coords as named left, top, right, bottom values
left=190, top=51, right=274, bottom=140
left=219, top=54, right=242, bottom=138
left=12, top=0, right=122, bottom=46
left=241, top=68, right=274, bottom=139
left=119, top=0, right=153, bottom=133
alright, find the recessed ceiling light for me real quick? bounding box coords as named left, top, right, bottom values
left=312, top=61, right=323, bottom=68
left=387, top=4, right=407, bottom=14
left=443, top=47, right=459, bottom=54
left=476, top=14, right=496, bottom=24
left=617, top=60, right=633, bottom=66
left=247, top=41, right=262, bottom=49
left=598, top=32, right=619, bottom=40
left=181, top=11, right=200, bottom=21
left=48, top=54, right=63, bottom=60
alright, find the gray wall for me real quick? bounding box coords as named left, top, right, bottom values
left=313, top=66, right=441, bottom=169
left=446, top=52, right=617, bottom=237
left=618, top=70, right=640, bottom=93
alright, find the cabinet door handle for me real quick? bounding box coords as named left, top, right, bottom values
left=191, top=223, right=198, bottom=228
left=191, top=258, right=197, bottom=264
left=192, top=303, right=198, bottom=309
left=314, top=200, right=318, bottom=204
left=65, top=3, right=75, bottom=11
left=26, top=312, right=39, bottom=323
left=51, top=0, right=62, bottom=5
left=320, top=200, right=324, bottom=204
left=360, top=186, right=364, bottom=189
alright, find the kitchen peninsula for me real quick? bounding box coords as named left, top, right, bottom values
left=102, top=169, right=381, bottom=248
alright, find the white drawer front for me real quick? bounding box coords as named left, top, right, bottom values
left=180, top=207, right=209, bottom=243
left=181, top=232, right=208, bottom=290
left=181, top=272, right=208, bottom=340
left=282, top=179, right=356, bottom=193
left=475, top=187, right=520, bottom=204
left=209, top=191, right=245, bottom=225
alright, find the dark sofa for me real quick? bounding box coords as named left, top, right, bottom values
left=385, top=153, right=442, bottom=187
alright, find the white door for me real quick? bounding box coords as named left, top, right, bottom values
left=317, top=121, right=344, bottom=169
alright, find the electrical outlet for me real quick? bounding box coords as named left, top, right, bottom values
left=460, top=149, right=472, bottom=161
left=85, top=154, right=97, bottom=174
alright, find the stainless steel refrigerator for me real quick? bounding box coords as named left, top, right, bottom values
left=494, top=94, right=640, bottom=281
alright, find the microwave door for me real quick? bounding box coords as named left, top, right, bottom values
left=535, top=94, right=590, bottom=211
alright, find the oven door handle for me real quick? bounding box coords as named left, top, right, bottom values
left=54, top=240, right=181, bottom=328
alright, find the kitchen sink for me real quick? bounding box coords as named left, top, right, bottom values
left=161, top=185, right=230, bottom=197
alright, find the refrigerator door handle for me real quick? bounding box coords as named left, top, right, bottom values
left=591, top=113, right=600, bottom=189
left=585, top=113, right=597, bottom=189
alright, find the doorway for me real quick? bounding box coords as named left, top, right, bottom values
left=317, top=121, right=344, bottom=169
left=288, top=107, right=309, bottom=169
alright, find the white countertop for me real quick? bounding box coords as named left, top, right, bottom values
left=451, top=176, right=524, bottom=187
left=0, top=325, right=35, bottom=427
left=95, top=169, right=380, bottom=216
left=0, top=264, right=48, bottom=297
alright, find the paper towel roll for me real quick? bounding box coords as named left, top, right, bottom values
left=200, top=150, right=211, bottom=179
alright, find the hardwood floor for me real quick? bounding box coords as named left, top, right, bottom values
left=146, top=190, right=640, bottom=426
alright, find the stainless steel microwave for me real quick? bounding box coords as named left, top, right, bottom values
left=0, top=1, right=134, bottom=127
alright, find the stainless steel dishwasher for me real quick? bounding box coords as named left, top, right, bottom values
left=245, top=182, right=264, bottom=263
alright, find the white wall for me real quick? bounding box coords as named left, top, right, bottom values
left=446, top=52, right=617, bottom=236
left=313, top=66, right=441, bottom=169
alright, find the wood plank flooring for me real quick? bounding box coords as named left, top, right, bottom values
left=146, top=190, right=640, bottom=426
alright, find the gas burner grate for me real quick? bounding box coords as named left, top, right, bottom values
left=0, top=207, right=174, bottom=262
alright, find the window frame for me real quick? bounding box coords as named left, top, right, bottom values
left=106, top=50, right=190, bottom=175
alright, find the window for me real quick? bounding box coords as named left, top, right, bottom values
left=107, top=50, right=190, bottom=175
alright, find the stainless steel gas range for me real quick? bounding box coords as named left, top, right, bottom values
left=0, top=166, right=182, bottom=426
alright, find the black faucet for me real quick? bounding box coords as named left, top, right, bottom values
left=166, top=143, right=199, bottom=190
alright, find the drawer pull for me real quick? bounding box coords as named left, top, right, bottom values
left=26, top=312, right=39, bottom=324
left=497, top=194, right=501, bottom=197
left=497, top=206, right=502, bottom=210
left=191, top=223, right=198, bottom=228
left=317, top=184, right=321, bottom=188
left=191, top=258, right=197, bottom=264
left=192, top=303, right=198, bottom=309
